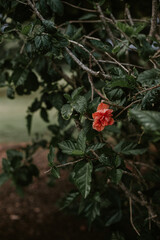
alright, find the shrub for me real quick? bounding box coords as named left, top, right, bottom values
left=0, top=0, right=160, bottom=238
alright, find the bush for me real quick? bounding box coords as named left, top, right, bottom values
left=0, top=0, right=160, bottom=238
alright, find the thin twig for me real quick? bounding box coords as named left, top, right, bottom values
left=149, top=0, right=158, bottom=38
left=27, top=0, right=44, bottom=21
left=105, top=52, right=136, bottom=78
left=16, top=0, right=27, bottom=5
left=115, top=100, right=141, bottom=118
left=44, top=158, right=84, bottom=173
left=125, top=4, right=134, bottom=26
left=129, top=197, right=141, bottom=236
left=90, top=150, right=138, bottom=178
left=98, top=59, right=147, bottom=70
left=135, top=84, right=160, bottom=96
left=52, top=63, right=76, bottom=88
left=88, top=56, right=94, bottom=101
left=96, top=3, right=115, bottom=44
left=119, top=182, right=160, bottom=228
left=62, top=1, right=97, bottom=12
left=69, top=40, right=105, bottom=74
left=65, top=47, right=111, bottom=80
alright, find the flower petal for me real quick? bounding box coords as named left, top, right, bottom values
left=97, top=102, right=109, bottom=111
left=93, top=120, right=105, bottom=131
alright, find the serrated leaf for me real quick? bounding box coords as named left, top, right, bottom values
left=60, top=192, right=79, bottom=210
left=34, top=35, right=51, bottom=52
left=2, top=158, right=10, bottom=173
left=42, top=20, right=57, bottom=33
left=47, top=0, right=64, bottom=16
left=110, top=169, right=123, bottom=184
left=21, top=24, right=33, bottom=35
left=61, top=104, right=73, bottom=120
left=137, top=69, right=160, bottom=87
left=99, top=154, right=112, bottom=166
left=64, top=93, right=72, bottom=102
left=72, top=96, right=87, bottom=114
left=114, top=156, right=122, bottom=168
left=48, top=146, right=54, bottom=166
left=77, top=130, right=86, bottom=152
left=51, top=166, right=60, bottom=179
left=105, top=210, right=122, bottom=226
left=130, top=110, right=160, bottom=132
left=58, top=140, right=76, bottom=155
left=71, top=150, right=85, bottom=156
left=0, top=173, right=8, bottom=186
left=86, top=143, right=105, bottom=153
left=108, top=79, right=133, bottom=89
left=114, top=139, right=147, bottom=155
left=71, top=87, right=84, bottom=100
left=73, top=162, right=93, bottom=198
left=11, top=68, right=29, bottom=86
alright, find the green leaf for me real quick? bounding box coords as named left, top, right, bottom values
left=71, top=150, right=85, bottom=156
left=21, top=24, right=33, bottom=35
left=7, top=87, right=15, bottom=99
left=72, top=96, right=87, bottom=114
left=26, top=114, right=32, bottom=135
left=34, top=35, right=51, bottom=52
left=108, top=78, right=134, bottom=89
left=110, top=169, right=123, bottom=184
left=86, top=143, right=105, bottom=153
left=51, top=166, right=60, bottom=179
left=105, top=210, right=122, bottom=226
left=11, top=68, right=29, bottom=86
left=0, top=173, right=8, bottom=186
left=130, top=110, right=160, bottom=132
left=2, top=158, right=10, bottom=173
left=79, top=13, right=97, bottom=20
left=64, top=93, right=72, bottom=102
left=48, top=146, right=54, bottom=166
left=47, top=0, right=64, bottom=16
left=61, top=104, right=73, bottom=120
left=71, top=87, right=84, bottom=100
left=60, top=192, right=79, bottom=210
left=77, top=130, right=86, bottom=152
left=40, top=108, right=49, bottom=122
left=99, top=154, right=112, bottom=166
left=137, top=69, right=160, bottom=87
left=58, top=140, right=76, bottom=155
left=73, top=162, right=93, bottom=198
left=114, top=139, right=147, bottom=155
left=114, top=156, right=122, bottom=168
left=42, top=20, right=57, bottom=33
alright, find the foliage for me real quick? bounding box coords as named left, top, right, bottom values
left=0, top=0, right=160, bottom=238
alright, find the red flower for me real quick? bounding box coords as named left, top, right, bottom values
left=92, top=102, right=114, bottom=132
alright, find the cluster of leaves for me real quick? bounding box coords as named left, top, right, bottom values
left=0, top=0, right=160, bottom=238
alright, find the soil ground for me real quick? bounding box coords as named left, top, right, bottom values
left=0, top=143, right=109, bottom=240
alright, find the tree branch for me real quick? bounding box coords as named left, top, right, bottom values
left=65, top=47, right=111, bottom=80
left=27, top=0, right=44, bottom=21
left=62, top=1, right=97, bottom=13
left=96, top=3, right=115, bottom=44
left=149, top=0, right=158, bottom=38
left=69, top=40, right=105, bottom=74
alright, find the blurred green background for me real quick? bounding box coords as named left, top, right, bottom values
left=0, top=88, right=57, bottom=143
